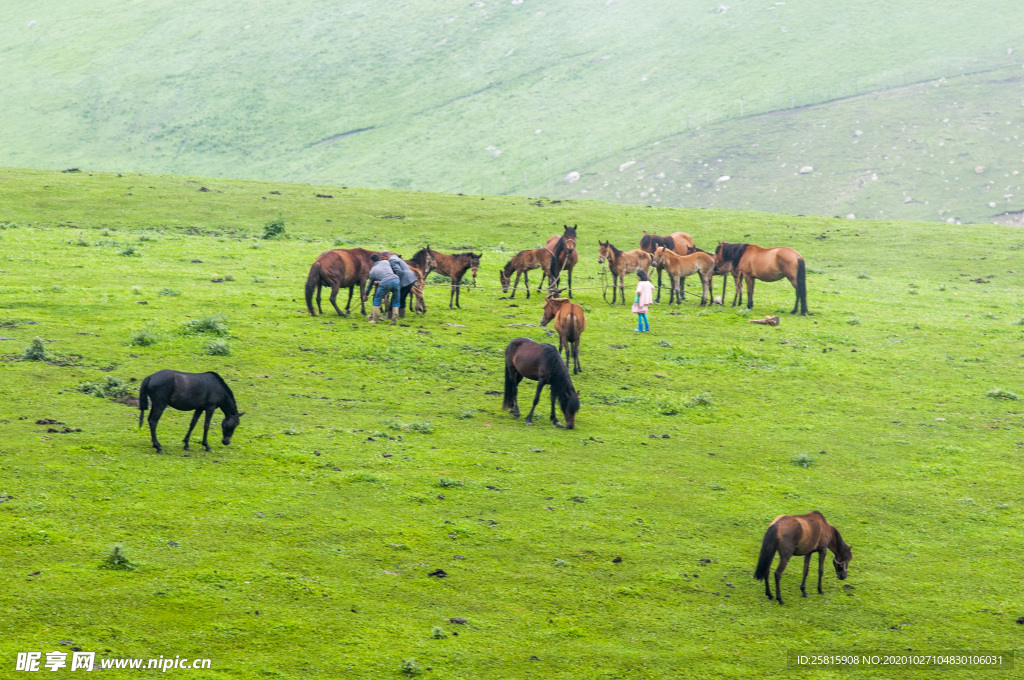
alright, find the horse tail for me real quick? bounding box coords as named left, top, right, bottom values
left=755, top=523, right=779, bottom=581
left=138, top=376, right=150, bottom=428
left=502, top=342, right=521, bottom=411
left=305, top=260, right=322, bottom=315
left=796, top=257, right=807, bottom=312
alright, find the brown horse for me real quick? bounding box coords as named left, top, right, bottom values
left=540, top=292, right=586, bottom=374
left=503, top=337, right=580, bottom=428
left=597, top=240, right=653, bottom=304
left=640, top=230, right=694, bottom=302
left=305, top=247, right=379, bottom=316
left=651, top=246, right=715, bottom=305
left=536, top=225, right=579, bottom=298
left=409, top=246, right=481, bottom=310
left=500, top=248, right=557, bottom=299
left=713, top=242, right=808, bottom=315
left=754, top=511, right=852, bottom=605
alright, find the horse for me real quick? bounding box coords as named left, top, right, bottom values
left=410, top=246, right=480, bottom=309
left=597, top=240, right=653, bottom=304
left=640, top=230, right=694, bottom=302
left=539, top=291, right=586, bottom=374
left=754, top=511, right=852, bottom=605
left=536, top=225, right=579, bottom=298
left=406, top=263, right=427, bottom=314
left=305, top=247, right=379, bottom=316
left=503, top=337, right=580, bottom=428
left=500, top=248, right=557, bottom=299
left=713, top=242, right=808, bottom=315
left=651, top=246, right=715, bottom=305
left=138, top=370, right=243, bottom=453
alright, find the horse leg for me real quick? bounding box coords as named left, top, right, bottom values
left=567, top=266, right=573, bottom=299
left=358, top=281, right=368, bottom=316
left=537, top=270, right=546, bottom=292
left=619, top=275, right=626, bottom=305
left=511, top=373, right=524, bottom=418
left=316, top=284, right=323, bottom=315
left=774, top=553, right=791, bottom=605
left=700, top=272, right=710, bottom=306
left=655, top=266, right=662, bottom=303
left=745, top=274, right=755, bottom=310
left=148, top=404, right=167, bottom=453
left=449, top=281, right=456, bottom=310
left=574, top=338, right=582, bottom=374
left=454, top=276, right=462, bottom=309
left=525, top=380, right=546, bottom=425
left=817, top=550, right=826, bottom=594
left=524, top=271, right=531, bottom=300
left=329, top=284, right=344, bottom=317
left=200, top=408, right=215, bottom=452
left=680, top=274, right=686, bottom=301
left=801, top=554, right=812, bottom=597
left=344, top=286, right=355, bottom=316
left=183, top=409, right=203, bottom=451
left=549, top=385, right=563, bottom=428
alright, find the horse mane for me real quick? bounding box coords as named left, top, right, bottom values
left=832, top=526, right=850, bottom=556
left=205, top=371, right=238, bottom=414
left=541, top=345, right=577, bottom=413
left=410, top=247, right=431, bottom=267
left=719, top=242, right=748, bottom=269
left=605, top=241, right=623, bottom=257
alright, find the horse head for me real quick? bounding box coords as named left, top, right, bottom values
left=540, top=291, right=567, bottom=326
left=597, top=240, right=610, bottom=264
left=499, top=261, right=513, bottom=292
left=221, top=411, right=243, bottom=445
left=833, top=542, right=852, bottom=580
left=560, top=389, right=580, bottom=430
left=470, top=253, right=481, bottom=280
left=651, top=246, right=666, bottom=266
left=562, top=225, right=577, bottom=253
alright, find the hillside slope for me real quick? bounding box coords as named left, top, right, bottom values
left=1, top=0, right=1022, bottom=222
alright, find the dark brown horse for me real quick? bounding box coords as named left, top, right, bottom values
left=640, top=230, right=694, bottom=302
left=536, top=225, right=579, bottom=298
left=598, top=240, right=653, bottom=304
left=503, top=337, right=580, bottom=428
left=500, top=248, right=557, bottom=299
left=651, top=246, right=715, bottom=305
left=754, top=511, right=852, bottom=605
left=410, top=246, right=481, bottom=309
left=713, top=242, right=808, bottom=315
left=540, top=292, right=586, bottom=374
left=138, top=370, right=243, bottom=453
left=305, top=247, right=379, bottom=316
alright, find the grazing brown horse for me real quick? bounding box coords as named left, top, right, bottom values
left=651, top=246, right=715, bottom=305
left=537, top=225, right=579, bottom=298
left=640, top=230, right=694, bottom=302
left=503, top=337, right=580, bottom=428
left=714, top=242, right=808, bottom=315
left=409, top=246, right=480, bottom=310
left=597, top=240, right=653, bottom=304
left=500, top=248, right=557, bottom=299
left=540, top=292, right=586, bottom=374
left=754, top=511, right=852, bottom=605
left=305, top=247, right=379, bottom=316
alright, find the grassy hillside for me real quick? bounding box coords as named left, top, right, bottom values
left=1, top=167, right=1023, bottom=678
left=1, top=1, right=1022, bottom=222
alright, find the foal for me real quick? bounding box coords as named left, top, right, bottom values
left=597, top=240, right=652, bottom=304
left=500, top=248, right=557, bottom=299
left=650, top=246, right=715, bottom=305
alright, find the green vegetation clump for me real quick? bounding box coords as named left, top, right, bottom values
left=77, top=376, right=134, bottom=399
left=158, top=288, right=181, bottom=296
left=22, top=337, right=53, bottom=362
left=99, top=545, right=135, bottom=571
left=180, top=315, right=229, bottom=336
left=206, top=339, right=231, bottom=356
left=129, top=329, right=158, bottom=347
left=791, top=453, right=815, bottom=468
left=986, top=388, right=1018, bottom=400
left=263, top=218, right=286, bottom=239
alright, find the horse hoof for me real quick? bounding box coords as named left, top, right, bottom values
left=802, top=592, right=809, bottom=598
left=204, top=446, right=213, bottom=452
left=525, top=420, right=534, bottom=426
left=553, top=421, right=564, bottom=428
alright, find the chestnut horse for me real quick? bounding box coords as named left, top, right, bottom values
left=409, top=246, right=481, bottom=309
left=754, top=511, right=852, bottom=605
left=651, top=246, right=715, bottom=305
left=304, top=247, right=379, bottom=316
left=500, top=248, right=557, bottom=299
left=536, top=225, right=579, bottom=298
left=503, top=337, right=580, bottom=429
left=713, top=242, right=808, bottom=315
left=540, top=292, right=586, bottom=374
left=640, top=230, right=694, bottom=302
left=597, top=240, right=653, bottom=304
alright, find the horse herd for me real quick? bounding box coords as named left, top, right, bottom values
left=140, top=226, right=836, bottom=605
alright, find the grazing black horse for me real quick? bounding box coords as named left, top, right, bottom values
left=502, top=337, right=580, bottom=429
left=138, top=370, right=243, bottom=453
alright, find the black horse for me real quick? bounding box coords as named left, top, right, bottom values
left=502, top=337, right=580, bottom=429
left=138, top=370, right=243, bottom=453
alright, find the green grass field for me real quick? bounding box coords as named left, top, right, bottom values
left=2, top=1, right=1022, bottom=223
left=1, top=167, right=1023, bottom=678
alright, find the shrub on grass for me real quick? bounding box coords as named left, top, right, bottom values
left=437, top=477, right=464, bottom=488
left=455, top=409, right=475, bottom=419
left=99, top=545, right=135, bottom=571
left=657, top=399, right=682, bottom=416
left=77, top=376, right=134, bottom=399
left=986, top=388, right=1018, bottom=400
left=431, top=627, right=448, bottom=639
left=689, top=392, right=713, bottom=407
left=791, top=453, right=814, bottom=468
left=180, top=315, right=229, bottom=336
left=120, top=244, right=140, bottom=257
left=263, top=218, right=286, bottom=239
left=206, top=339, right=231, bottom=356
left=129, top=329, right=158, bottom=347
left=400, top=659, right=422, bottom=677
left=22, top=337, right=53, bottom=362
left=158, top=288, right=181, bottom=296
